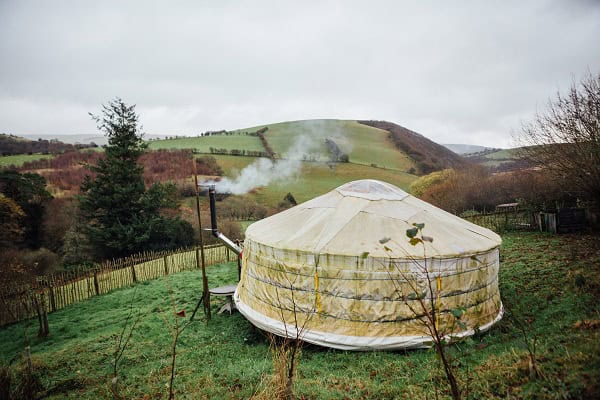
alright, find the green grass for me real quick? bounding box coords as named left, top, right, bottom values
left=208, top=154, right=257, bottom=174
left=148, top=134, right=264, bottom=152
left=244, top=161, right=416, bottom=206
left=1, top=232, right=599, bottom=399
left=252, top=119, right=414, bottom=171
left=203, top=154, right=417, bottom=209
left=147, top=120, right=420, bottom=212
left=0, top=154, right=53, bottom=168
left=484, top=148, right=519, bottom=160
left=478, top=148, right=521, bottom=167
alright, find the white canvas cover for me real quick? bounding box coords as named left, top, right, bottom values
left=235, top=179, right=503, bottom=350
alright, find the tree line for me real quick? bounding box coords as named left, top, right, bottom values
left=0, top=134, right=97, bottom=156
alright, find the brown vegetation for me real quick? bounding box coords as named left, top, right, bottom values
left=412, top=166, right=566, bottom=214
left=17, top=150, right=223, bottom=194
left=358, top=120, right=466, bottom=174
left=257, top=127, right=276, bottom=159
left=518, top=71, right=600, bottom=206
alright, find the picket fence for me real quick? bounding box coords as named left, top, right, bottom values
left=0, top=244, right=237, bottom=327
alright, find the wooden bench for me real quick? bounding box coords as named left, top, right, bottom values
left=209, top=284, right=238, bottom=314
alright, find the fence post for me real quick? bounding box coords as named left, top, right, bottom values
left=164, top=256, right=169, bottom=275
left=130, top=261, right=137, bottom=283
left=47, top=280, right=56, bottom=313
left=93, top=270, right=100, bottom=295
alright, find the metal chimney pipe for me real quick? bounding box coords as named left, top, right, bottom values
left=208, top=185, right=242, bottom=255
left=209, top=185, right=219, bottom=237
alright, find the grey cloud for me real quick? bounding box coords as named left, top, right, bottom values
left=1, top=0, right=599, bottom=148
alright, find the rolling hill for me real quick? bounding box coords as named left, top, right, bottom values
left=145, top=119, right=475, bottom=208
left=357, top=120, right=466, bottom=174
left=149, top=119, right=464, bottom=174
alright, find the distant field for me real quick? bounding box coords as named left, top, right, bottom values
left=480, top=149, right=520, bottom=167
left=208, top=154, right=256, bottom=175
left=483, top=148, right=519, bottom=160
left=464, top=148, right=521, bottom=167
left=148, top=134, right=263, bottom=152
left=0, top=153, right=53, bottom=167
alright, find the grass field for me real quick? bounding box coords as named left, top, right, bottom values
left=483, top=148, right=519, bottom=160
left=148, top=134, right=264, bottom=153
left=244, top=161, right=416, bottom=206
left=208, top=154, right=257, bottom=175
left=202, top=154, right=417, bottom=208
left=1, top=232, right=599, bottom=399
left=0, top=154, right=53, bottom=168
left=243, top=119, right=415, bottom=172
left=477, top=148, right=520, bottom=167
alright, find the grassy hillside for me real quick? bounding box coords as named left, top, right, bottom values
left=252, top=119, right=415, bottom=171
left=146, top=119, right=423, bottom=211
left=358, top=120, right=466, bottom=174
left=0, top=154, right=54, bottom=168
left=1, top=232, right=598, bottom=399
left=148, top=134, right=264, bottom=153
left=149, top=119, right=418, bottom=173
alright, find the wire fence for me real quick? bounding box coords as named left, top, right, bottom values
left=0, top=244, right=237, bottom=327
left=463, top=209, right=536, bottom=232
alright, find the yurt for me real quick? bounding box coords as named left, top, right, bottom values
left=234, top=179, right=503, bottom=350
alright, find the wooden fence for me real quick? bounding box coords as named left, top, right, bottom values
left=0, top=243, right=237, bottom=327
left=463, top=209, right=536, bottom=232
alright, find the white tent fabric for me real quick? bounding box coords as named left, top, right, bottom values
left=235, top=179, right=503, bottom=350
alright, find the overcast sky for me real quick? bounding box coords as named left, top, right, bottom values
left=1, top=1, right=599, bottom=148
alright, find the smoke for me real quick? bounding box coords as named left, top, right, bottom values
left=208, top=120, right=349, bottom=195
left=209, top=157, right=299, bottom=195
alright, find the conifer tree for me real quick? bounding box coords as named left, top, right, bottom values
left=79, top=99, right=193, bottom=259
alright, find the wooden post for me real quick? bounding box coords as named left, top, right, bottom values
left=47, top=280, right=56, bottom=313
left=131, top=260, right=137, bottom=283
left=93, top=270, right=100, bottom=295
left=39, top=290, right=49, bottom=336
left=164, top=256, right=169, bottom=276
left=194, top=159, right=211, bottom=321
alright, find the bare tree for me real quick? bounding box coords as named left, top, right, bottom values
left=383, top=224, right=464, bottom=400
left=160, top=279, right=195, bottom=400
left=272, top=277, right=312, bottom=400
left=253, top=273, right=315, bottom=400
left=111, top=287, right=141, bottom=399
left=518, top=71, right=600, bottom=205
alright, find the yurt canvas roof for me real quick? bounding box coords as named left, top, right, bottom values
left=237, top=179, right=504, bottom=350
left=245, top=179, right=501, bottom=258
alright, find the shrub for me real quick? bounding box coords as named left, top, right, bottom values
left=41, top=197, right=76, bottom=254
left=18, top=247, right=61, bottom=275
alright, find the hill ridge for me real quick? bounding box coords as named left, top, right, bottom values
left=357, top=120, right=465, bottom=174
